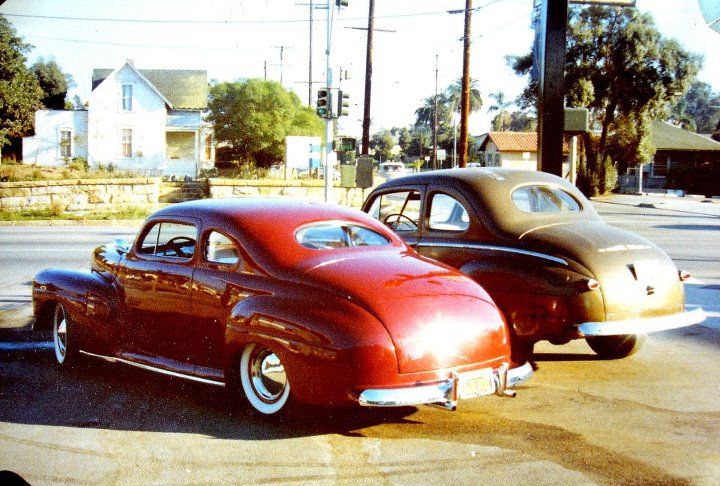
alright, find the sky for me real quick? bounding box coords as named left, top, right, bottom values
left=1, top=0, right=718, bottom=137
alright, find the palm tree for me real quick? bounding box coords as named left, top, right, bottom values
left=487, top=91, right=513, bottom=131
left=414, top=96, right=439, bottom=128
left=445, top=78, right=483, bottom=116
left=443, top=78, right=481, bottom=167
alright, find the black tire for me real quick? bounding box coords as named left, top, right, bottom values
left=239, top=343, right=291, bottom=415
left=586, top=334, right=646, bottom=359
left=52, top=303, right=78, bottom=366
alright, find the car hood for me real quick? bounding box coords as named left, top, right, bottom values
left=520, top=221, right=685, bottom=318
left=298, top=249, right=510, bottom=374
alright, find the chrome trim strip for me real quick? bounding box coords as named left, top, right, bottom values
left=578, top=308, right=706, bottom=336
left=416, top=241, right=568, bottom=266
left=79, top=350, right=226, bottom=387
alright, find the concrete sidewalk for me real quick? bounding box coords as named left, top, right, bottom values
left=592, top=192, right=720, bottom=216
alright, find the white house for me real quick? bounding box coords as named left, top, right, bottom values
left=23, top=60, right=214, bottom=178
left=22, top=110, right=88, bottom=166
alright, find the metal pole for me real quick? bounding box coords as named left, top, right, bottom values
left=537, top=0, right=567, bottom=176
left=433, top=54, right=438, bottom=170
left=458, top=0, right=472, bottom=168
left=324, top=0, right=335, bottom=202
left=308, top=0, right=313, bottom=105
left=361, top=0, right=375, bottom=155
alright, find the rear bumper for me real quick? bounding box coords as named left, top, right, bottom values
left=578, top=308, right=705, bottom=336
left=355, top=361, right=533, bottom=411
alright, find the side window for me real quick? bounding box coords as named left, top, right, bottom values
left=137, top=221, right=196, bottom=259
left=428, top=193, right=469, bottom=232
left=205, top=231, right=240, bottom=266
left=367, top=190, right=421, bottom=232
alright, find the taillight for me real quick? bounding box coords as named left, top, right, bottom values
left=679, top=270, right=691, bottom=282
left=579, top=278, right=600, bottom=291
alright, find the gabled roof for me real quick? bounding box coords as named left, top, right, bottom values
left=92, top=63, right=208, bottom=111
left=477, top=131, right=569, bottom=153
left=481, top=132, right=538, bottom=152
left=651, top=120, right=720, bottom=152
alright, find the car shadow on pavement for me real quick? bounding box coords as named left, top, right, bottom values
left=0, top=339, right=418, bottom=440
left=532, top=352, right=603, bottom=362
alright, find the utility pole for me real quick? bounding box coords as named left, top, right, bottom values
left=308, top=0, right=314, bottom=105
left=433, top=54, right=438, bottom=170
left=458, top=0, right=472, bottom=168
left=361, top=0, right=375, bottom=155
left=323, top=0, right=335, bottom=202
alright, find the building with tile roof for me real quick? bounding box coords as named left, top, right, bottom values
left=473, top=132, right=569, bottom=172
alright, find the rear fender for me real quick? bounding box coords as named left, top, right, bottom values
left=33, top=268, right=121, bottom=355
left=223, top=293, right=398, bottom=406
left=460, top=259, right=605, bottom=340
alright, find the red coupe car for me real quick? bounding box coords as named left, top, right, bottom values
left=33, top=198, right=532, bottom=415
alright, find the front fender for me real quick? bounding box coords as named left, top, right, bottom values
left=33, top=268, right=121, bottom=355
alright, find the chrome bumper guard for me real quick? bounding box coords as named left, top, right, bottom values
left=356, top=361, right=533, bottom=411
left=578, top=308, right=705, bottom=337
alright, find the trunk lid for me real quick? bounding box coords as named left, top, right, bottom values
left=521, top=221, right=685, bottom=319
left=299, top=248, right=510, bottom=374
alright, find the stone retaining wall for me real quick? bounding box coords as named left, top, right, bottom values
left=208, top=178, right=372, bottom=208
left=0, top=177, right=374, bottom=211
left=0, top=178, right=162, bottom=211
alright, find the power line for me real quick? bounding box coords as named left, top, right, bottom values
left=18, top=34, right=274, bottom=51
left=2, top=1, right=517, bottom=26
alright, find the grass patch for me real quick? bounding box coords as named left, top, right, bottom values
left=0, top=205, right=152, bottom=222
left=1, top=160, right=140, bottom=182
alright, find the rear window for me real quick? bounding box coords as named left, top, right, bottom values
left=511, top=185, right=581, bottom=213
left=296, top=223, right=391, bottom=250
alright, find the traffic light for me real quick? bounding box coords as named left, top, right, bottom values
left=316, top=88, right=331, bottom=118
left=337, top=90, right=350, bottom=117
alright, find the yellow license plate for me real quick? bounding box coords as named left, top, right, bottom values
left=458, top=368, right=496, bottom=399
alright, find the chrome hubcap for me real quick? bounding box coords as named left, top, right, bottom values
left=54, top=306, right=67, bottom=361
left=249, top=349, right=286, bottom=403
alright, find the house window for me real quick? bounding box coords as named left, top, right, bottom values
left=652, top=154, right=669, bottom=177
left=59, top=129, right=72, bottom=158
left=205, top=134, right=213, bottom=160
left=121, top=128, right=133, bottom=158
left=122, top=84, right=133, bottom=111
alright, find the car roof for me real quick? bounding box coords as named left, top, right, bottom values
left=149, top=198, right=405, bottom=271
left=373, top=167, right=600, bottom=238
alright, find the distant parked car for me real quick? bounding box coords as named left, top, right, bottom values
left=362, top=168, right=705, bottom=361
left=378, top=162, right=407, bottom=178
left=33, top=198, right=532, bottom=416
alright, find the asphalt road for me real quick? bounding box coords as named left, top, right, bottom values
left=0, top=195, right=719, bottom=485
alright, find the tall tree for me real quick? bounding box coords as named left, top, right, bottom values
left=487, top=91, right=513, bottom=131
left=445, top=77, right=482, bottom=118
left=31, top=57, right=69, bottom=109
left=0, top=16, right=43, bottom=150
left=208, top=79, right=323, bottom=167
left=671, top=81, right=720, bottom=134
left=369, top=129, right=395, bottom=162
left=509, top=6, right=701, bottom=194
